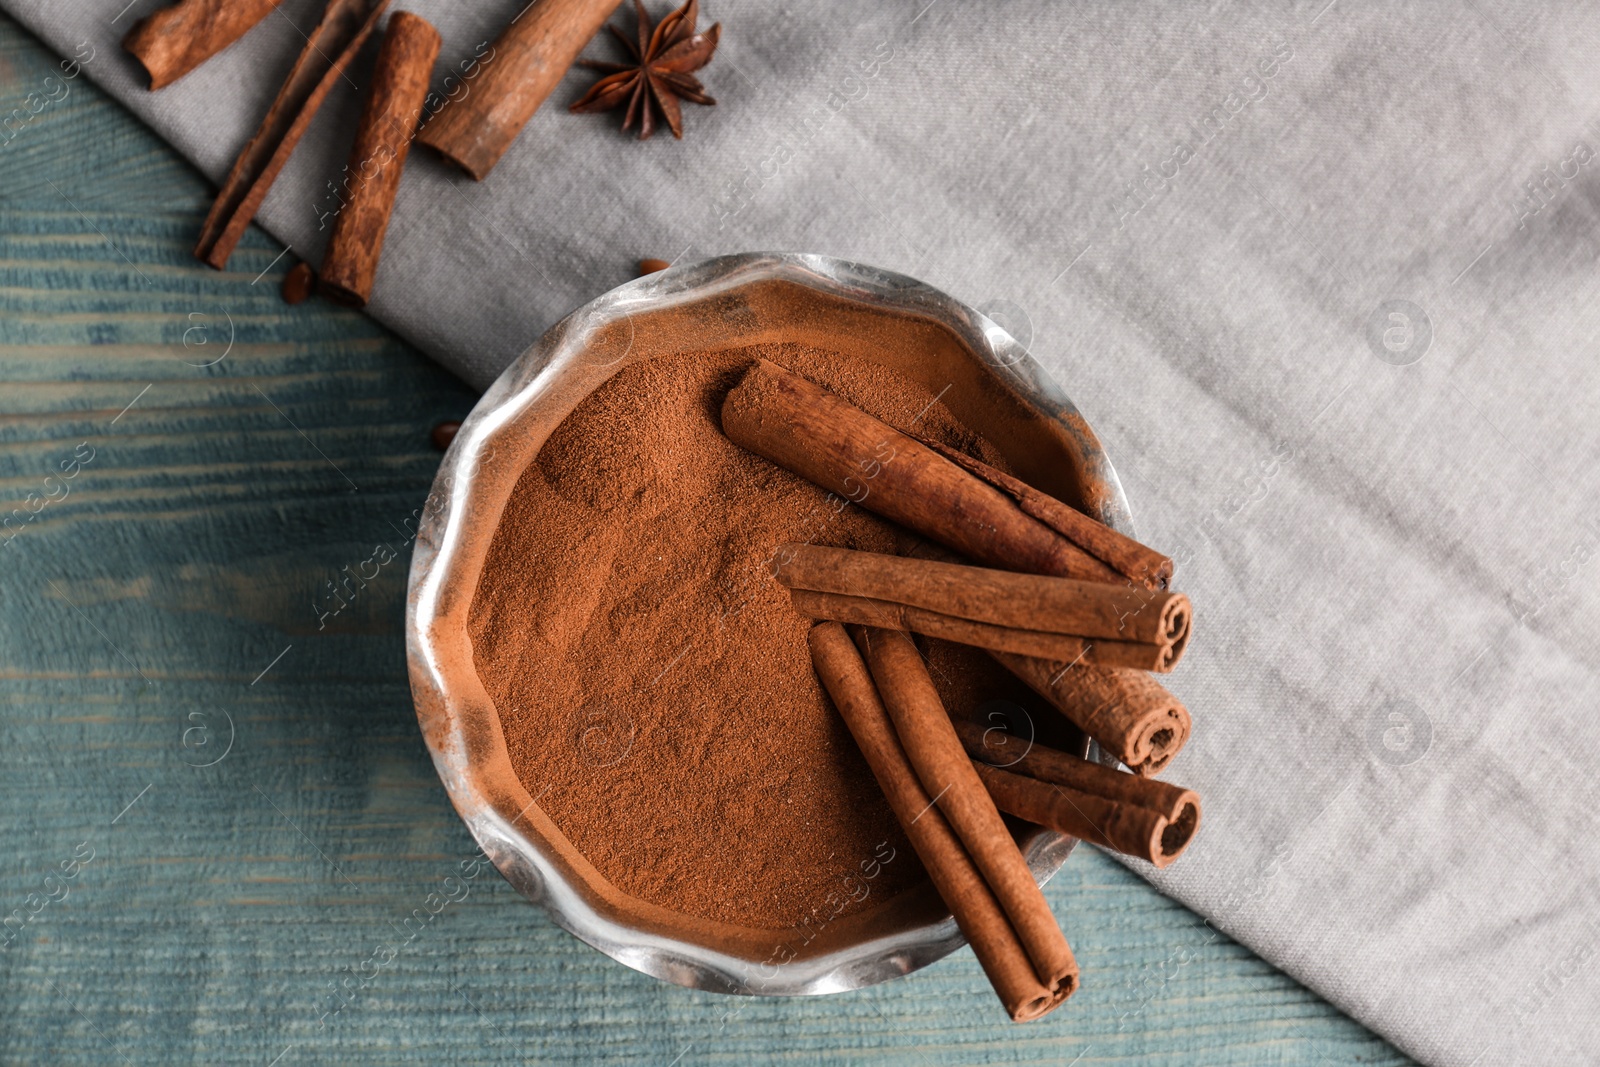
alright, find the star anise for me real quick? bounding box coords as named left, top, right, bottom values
left=569, top=0, right=720, bottom=140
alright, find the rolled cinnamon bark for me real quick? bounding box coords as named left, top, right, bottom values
left=917, top=435, right=1173, bottom=590
left=854, top=626, right=1077, bottom=997
left=788, top=589, right=1176, bottom=671
left=956, top=721, right=1201, bottom=867
left=972, top=764, right=1175, bottom=867
left=721, top=359, right=1169, bottom=588
left=807, top=622, right=1072, bottom=1021
left=318, top=12, right=441, bottom=307
left=124, top=0, right=279, bottom=90
left=957, top=720, right=1198, bottom=818
left=415, top=0, right=624, bottom=180
left=992, top=650, right=1191, bottom=776
left=777, top=543, right=1190, bottom=666
left=195, top=0, right=389, bottom=269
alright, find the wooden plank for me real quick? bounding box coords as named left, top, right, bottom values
left=0, top=13, right=1416, bottom=1066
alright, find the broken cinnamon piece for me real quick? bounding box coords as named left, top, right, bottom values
left=318, top=11, right=441, bottom=307
left=124, top=0, right=280, bottom=90
left=416, top=0, right=625, bottom=180
left=807, top=622, right=1072, bottom=1021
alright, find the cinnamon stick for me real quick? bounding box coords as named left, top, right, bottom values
left=917, top=435, right=1173, bottom=590
left=721, top=359, right=1170, bottom=588
left=317, top=11, right=441, bottom=307
left=777, top=544, right=1190, bottom=670
left=992, top=650, right=1192, bottom=776
left=124, top=0, right=281, bottom=90
left=807, top=622, right=1072, bottom=1021
left=790, top=589, right=1177, bottom=670
left=958, top=720, right=1198, bottom=819
left=195, top=0, right=389, bottom=270
left=415, top=0, right=624, bottom=180
left=853, top=626, right=1077, bottom=998
left=956, top=721, right=1201, bottom=867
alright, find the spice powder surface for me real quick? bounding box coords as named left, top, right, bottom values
left=470, top=343, right=1029, bottom=929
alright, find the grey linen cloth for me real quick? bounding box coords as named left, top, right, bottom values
left=9, top=0, right=1600, bottom=1062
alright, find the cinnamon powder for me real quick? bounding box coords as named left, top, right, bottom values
left=470, top=343, right=1048, bottom=930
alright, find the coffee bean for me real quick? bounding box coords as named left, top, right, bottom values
left=431, top=420, right=461, bottom=451
left=281, top=262, right=315, bottom=305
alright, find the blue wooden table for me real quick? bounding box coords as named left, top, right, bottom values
left=0, top=15, right=1417, bottom=1065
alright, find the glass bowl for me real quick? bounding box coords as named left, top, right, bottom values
left=404, top=253, right=1137, bottom=996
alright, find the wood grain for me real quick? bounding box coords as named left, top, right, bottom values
left=0, top=14, right=1416, bottom=1066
